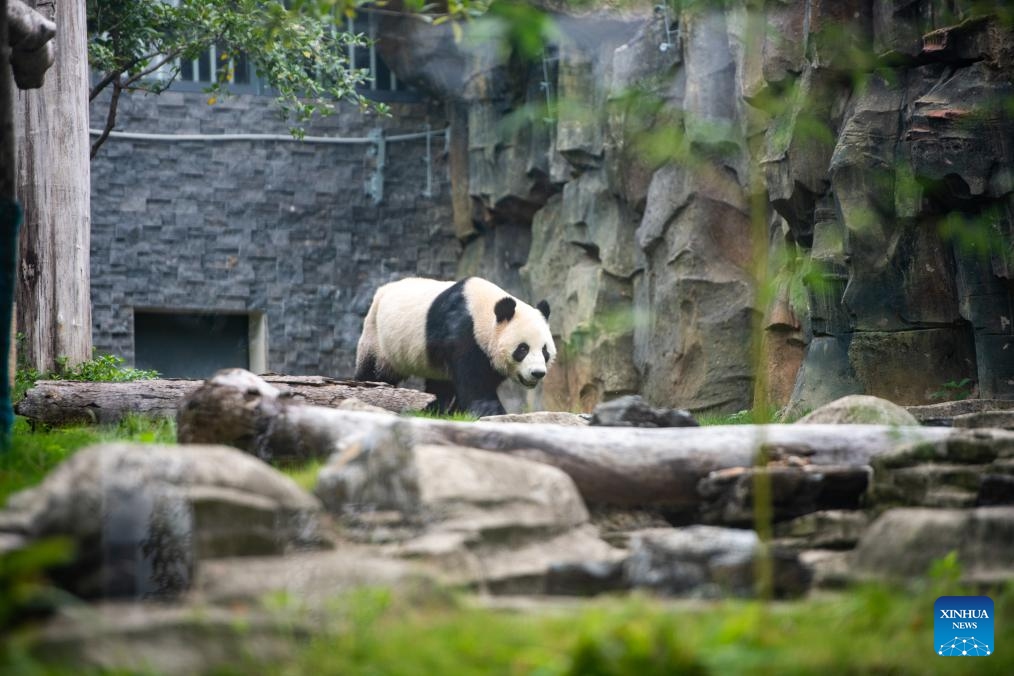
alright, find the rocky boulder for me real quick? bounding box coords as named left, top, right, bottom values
left=773, top=510, right=871, bottom=551
left=849, top=507, right=1014, bottom=584
left=193, top=546, right=447, bottom=605
left=906, top=399, right=1014, bottom=427
left=868, top=428, right=1014, bottom=509
left=697, top=464, right=871, bottom=526
left=315, top=434, right=623, bottom=593
left=590, top=395, right=699, bottom=428
left=623, top=526, right=810, bottom=598
left=797, top=395, right=919, bottom=426
left=479, top=411, right=589, bottom=426
left=26, top=603, right=308, bottom=675
left=0, top=443, right=330, bottom=599
left=953, top=411, right=1014, bottom=431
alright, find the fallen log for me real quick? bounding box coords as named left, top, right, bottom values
left=177, top=370, right=1014, bottom=511
left=16, top=374, right=434, bottom=426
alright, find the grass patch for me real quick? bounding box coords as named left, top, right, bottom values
left=280, top=459, right=325, bottom=492
left=226, top=581, right=1014, bottom=676
left=695, top=410, right=756, bottom=426
left=695, top=406, right=805, bottom=426
left=403, top=409, right=478, bottom=419
left=1, top=415, right=176, bottom=506
left=5, top=574, right=1012, bottom=674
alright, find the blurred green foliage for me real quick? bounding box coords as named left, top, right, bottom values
left=0, top=415, right=175, bottom=506
left=219, top=578, right=1013, bottom=675
left=280, top=458, right=326, bottom=492
left=0, top=538, right=76, bottom=652
left=1, top=538, right=1009, bottom=675
left=929, top=378, right=975, bottom=402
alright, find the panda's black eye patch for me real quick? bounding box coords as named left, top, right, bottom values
left=513, top=343, right=529, bottom=362
left=542, top=345, right=550, bottom=362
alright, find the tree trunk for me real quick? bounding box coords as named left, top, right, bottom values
left=0, top=0, right=11, bottom=201
left=16, top=374, right=436, bottom=426
left=174, top=371, right=994, bottom=511
left=15, top=0, right=91, bottom=373
left=2, top=0, right=16, bottom=444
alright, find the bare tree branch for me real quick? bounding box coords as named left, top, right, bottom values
left=90, top=47, right=186, bottom=101
left=90, top=78, right=122, bottom=159
left=122, top=51, right=185, bottom=89
left=89, top=69, right=122, bottom=101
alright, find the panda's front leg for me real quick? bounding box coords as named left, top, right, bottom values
left=448, top=361, right=506, bottom=417
left=462, top=397, right=506, bottom=417
left=424, top=379, right=457, bottom=414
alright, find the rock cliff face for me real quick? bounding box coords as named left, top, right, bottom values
left=379, top=1, right=1014, bottom=413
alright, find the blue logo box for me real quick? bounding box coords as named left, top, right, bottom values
left=935, top=596, right=994, bottom=657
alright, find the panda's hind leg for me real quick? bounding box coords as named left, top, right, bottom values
left=355, top=289, right=401, bottom=383
left=355, top=352, right=401, bottom=385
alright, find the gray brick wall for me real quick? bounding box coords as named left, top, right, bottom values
left=90, top=90, right=458, bottom=377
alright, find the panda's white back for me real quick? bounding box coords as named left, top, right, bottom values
left=373, top=277, right=455, bottom=379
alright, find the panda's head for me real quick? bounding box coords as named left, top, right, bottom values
left=491, top=296, right=556, bottom=388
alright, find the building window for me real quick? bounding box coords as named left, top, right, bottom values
left=162, top=9, right=402, bottom=95
left=134, top=310, right=267, bottom=379
left=344, top=11, right=401, bottom=93
left=178, top=43, right=251, bottom=86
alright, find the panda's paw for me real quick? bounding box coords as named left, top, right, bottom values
left=467, top=400, right=506, bottom=418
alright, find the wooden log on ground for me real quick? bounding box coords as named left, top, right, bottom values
left=15, top=373, right=435, bottom=426
left=177, top=370, right=1014, bottom=511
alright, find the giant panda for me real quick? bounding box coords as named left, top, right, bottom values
left=355, top=276, right=556, bottom=416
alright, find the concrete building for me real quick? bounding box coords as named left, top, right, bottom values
left=89, top=30, right=458, bottom=379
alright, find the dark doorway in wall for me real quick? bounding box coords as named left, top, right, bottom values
left=134, top=311, right=256, bottom=379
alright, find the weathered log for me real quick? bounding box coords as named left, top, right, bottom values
left=16, top=374, right=435, bottom=426
left=177, top=370, right=1014, bottom=511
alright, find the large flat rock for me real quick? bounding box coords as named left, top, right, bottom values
left=850, top=507, right=1014, bottom=584
left=0, top=443, right=331, bottom=599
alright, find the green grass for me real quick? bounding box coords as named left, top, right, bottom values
left=218, top=581, right=1013, bottom=676
left=695, top=406, right=809, bottom=426
left=694, top=410, right=757, bottom=426
left=3, top=547, right=1010, bottom=676
left=695, top=408, right=775, bottom=426
left=281, top=458, right=325, bottom=492
left=1, top=415, right=176, bottom=506
left=405, top=409, right=480, bottom=422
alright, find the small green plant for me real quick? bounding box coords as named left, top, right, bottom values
left=52, top=353, right=159, bottom=383
left=13, top=350, right=159, bottom=404
left=930, top=378, right=974, bottom=402
left=12, top=366, right=39, bottom=406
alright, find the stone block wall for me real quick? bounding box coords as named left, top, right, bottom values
left=89, top=90, right=457, bottom=377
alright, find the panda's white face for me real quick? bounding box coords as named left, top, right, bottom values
left=493, top=302, right=556, bottom=389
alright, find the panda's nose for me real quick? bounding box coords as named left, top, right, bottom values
left=531, top=369, right=546, bottom=380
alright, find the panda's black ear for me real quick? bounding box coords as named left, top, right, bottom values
left=536, top=300, right=550, bottom=320
left=494, top=297, right=516, bottom=323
